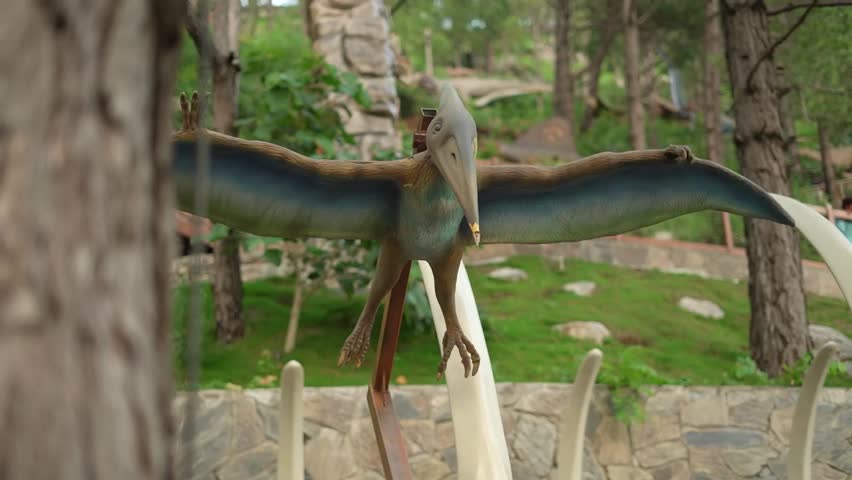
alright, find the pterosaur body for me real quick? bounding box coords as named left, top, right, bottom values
left=173, top=87, right=794, bottom=378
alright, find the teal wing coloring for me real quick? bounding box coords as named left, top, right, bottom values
left=477, top=159, right=794, bottom=245
left=173, top=137, right=400, bottom=240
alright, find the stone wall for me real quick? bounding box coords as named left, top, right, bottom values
left=303, top=0, right=400, bottom=157
left=173, top=384, right=852, bottom=480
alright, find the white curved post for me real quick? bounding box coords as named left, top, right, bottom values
left=770, top=194, right=852, bottom=309
left=787, top=342, right=838, bottom=480
left=557, top=349, right=602, bottom=480
left=278, top=360, right=304, bottom=480
left=419, top=260, right=513, bottom=480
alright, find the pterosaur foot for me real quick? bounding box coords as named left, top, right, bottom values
left=337, top=320, right=373, bottom=368
left=436, top=327, right=481, bottom=380
left=663, top=144, right=694, bottom=164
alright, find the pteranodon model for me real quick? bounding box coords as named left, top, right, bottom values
left=172, top=86, right=793, bottom=379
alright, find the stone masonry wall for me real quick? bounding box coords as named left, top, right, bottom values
left=173, top=384, right=852, bottom=480
left=303, top=0, right=400, bottom=157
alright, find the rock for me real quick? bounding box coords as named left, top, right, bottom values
left=653, top=230, right=674, bottom=240
left=343, top=16, right=389, bottom=40
left=810, top=324, right=852, bottom=360
left=217, top=442, right=277, bottom=480
left=681, top=390, right=728, bottom=427
left=683, top=428, right=766, bottom=449
left=410, top=454, right=451, bottom=480
left=512, top=413, right=557, bottom=476
left=562, top=281, right=596, bottom=296
left=677, top=296, right=724, bottom=320
left=552, top=321, right=611, bottom=344
left=343, top=36, right=392, bottom=76
left=607, top=466, right=653, bottom=480
left=592, top=417, right=632, bottom=465
left=467, top=255, right=507, bottom=267
left=360, top=77, right=399, bottom=117
left=487, top=267, right=528, bottom=282
left=304, top=427, right=359, bottom=479
left=635, top=440, right=687, bottom=468
left=629, top=414, right=681, bottom=450
left=650, top=460, right=690, bottom=480
left=722, top=447, right=776, bottom=477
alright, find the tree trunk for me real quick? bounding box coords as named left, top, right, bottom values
left=284, top=280, right=305, bottom=353
left=705, top=0, right=735, bottom=251
left=0, top=1, right=182, bottom=478
left=552, top=0, right=579, bottom=156
left=580, top=0, right=618, bottom=132
left=721, top=0, right=809, bottom=376
left=623, top=0, right=646, bottom=149
left=703, top=0, right=723, bottom=165
left=209, top=0, right=245, bottom=343
left=818, top=120, right=840, bottom=206
left=213, top=232, right=245, bottom=342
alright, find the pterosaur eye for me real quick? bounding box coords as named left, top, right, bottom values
left=432, top=122, right=442, bottom=133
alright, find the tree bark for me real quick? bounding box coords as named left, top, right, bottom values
left=207, top=0, right=245, bottom=343
left=721, top=0, right=809, bottom=376
left=623, top=0, right=646, bottom=149
left=213, top=230, right=245, bottom=343
left=818, top=120, right=840, bottom=206
left=580, top=0, right=618, bottom=132
left=0, top=1, right=182, bottom=478
left=552, top=0, right=579, bottom=156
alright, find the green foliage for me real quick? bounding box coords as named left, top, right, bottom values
left=597, top=348, right=679, bottom=423
left=236, top=29, right=369, bottom=154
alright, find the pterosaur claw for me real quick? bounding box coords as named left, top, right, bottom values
left=436, top=328, right=481, bottom=380
left=337, top=323, right=372, bottom=368
left=664, top=144, right=694, bottom=164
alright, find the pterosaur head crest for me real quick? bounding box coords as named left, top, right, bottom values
left=426, top=84, right=480, bottom=245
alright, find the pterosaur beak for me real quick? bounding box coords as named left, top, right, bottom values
left=434, top=137, right=480, bottom=245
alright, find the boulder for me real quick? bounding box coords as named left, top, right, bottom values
left=809, top=324, right=852, bottom=361
left=552, top=321, right=611, bottom=344
left=677, top=296, right=724, bottom=320
left=563, top=281, right=596, bottom=297
left=487, top=267, right=527, bottom=282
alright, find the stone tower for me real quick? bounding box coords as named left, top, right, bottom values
left=303, top=0, right=401, bottom=158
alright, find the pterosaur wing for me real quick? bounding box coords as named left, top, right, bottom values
left=476, top=147, right=793, bottom=245
left=173, top=129, right=413, bottom=240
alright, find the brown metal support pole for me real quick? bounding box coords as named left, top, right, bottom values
left=367, top=108, right=436, bottom=479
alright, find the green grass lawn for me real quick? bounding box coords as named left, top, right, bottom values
left=173, top=256, right=852, bottom=389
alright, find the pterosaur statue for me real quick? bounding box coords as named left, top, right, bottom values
left=173, top=85, right=793, bottom=379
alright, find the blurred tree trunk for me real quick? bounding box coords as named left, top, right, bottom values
left=623, top=0, right=646, bottom=149
left=0, top=1, right=182, bottom=478
left=248, top=0, right=259, bottom=35
left=703, top=0, right=723, bottom=165
left=721, top=0, right=809, bottom=376
left=552, top=0, right=579, bottom=156
left=818, top=120, right=840, bottom=206
left=705, top=0, right=735, bottom=249
left=580, top=0, right=618, bottom=132
left=188, top=0, right=245, bottom=343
